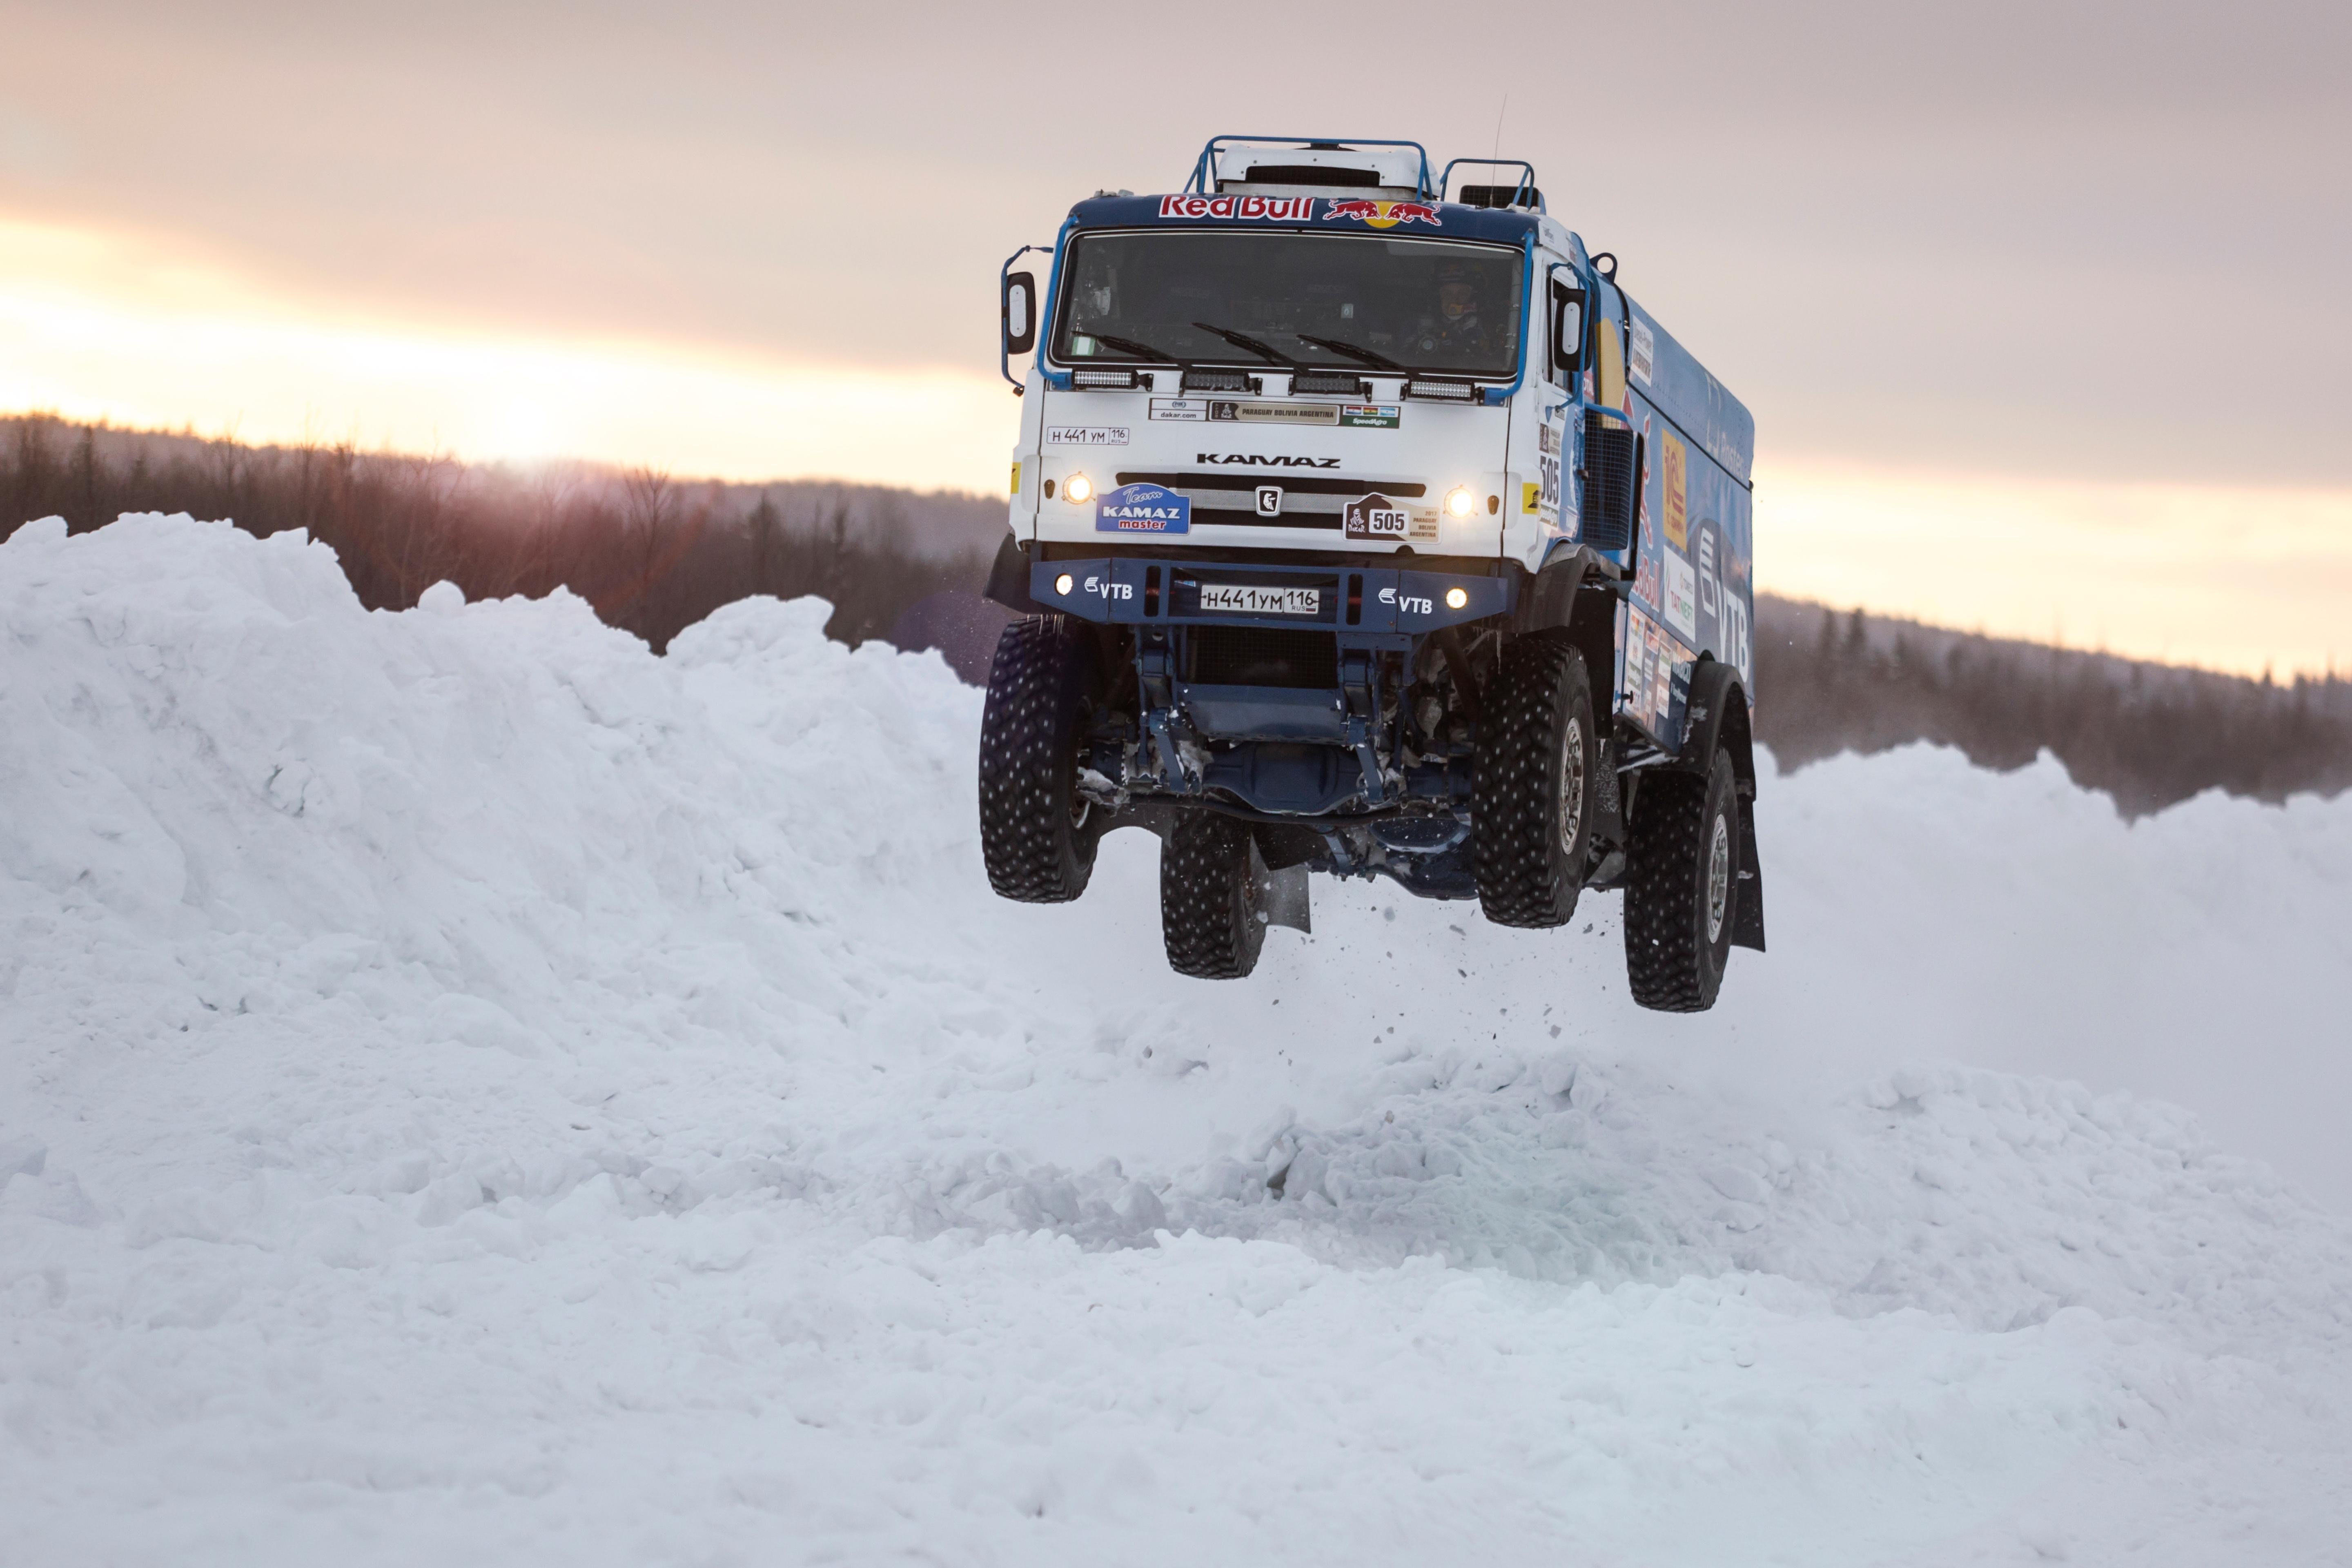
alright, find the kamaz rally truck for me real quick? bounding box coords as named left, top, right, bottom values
left=978, top=136, right=1763, bottom=1009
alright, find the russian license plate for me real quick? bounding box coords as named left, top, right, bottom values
left=1198, top=583, right=1321, bottom=616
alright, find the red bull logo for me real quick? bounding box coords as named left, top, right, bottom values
left=1324, top=198, right=1441, bottom=228
left=1157, top=194, right=1317, bottom=221
left=1153, top=194, right=1445, bottom=229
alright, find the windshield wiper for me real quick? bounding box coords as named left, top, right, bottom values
left=1190, top=321, right=1299, bottom=366
left=1293, top=332, right=1405, bottom=372
left=1085, top=331, right=1179, bottom=363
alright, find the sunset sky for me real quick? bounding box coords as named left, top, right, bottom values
left=5, top=0, right=2345, bottom=675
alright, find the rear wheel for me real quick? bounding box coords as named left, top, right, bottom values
left=1623, top=748, right=1740, bottom=1011
left=977, top=616, right=1100, bottom=903
left=1473, top=637, right=1599, bottom=928
left=1160, top=811, right=1267, bottom=979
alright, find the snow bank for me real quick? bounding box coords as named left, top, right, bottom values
left=4, top=514, right=2349, bottom=1565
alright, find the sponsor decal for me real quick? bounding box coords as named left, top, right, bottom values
left=1409, top=507, right=1440, bottom=542
left=1078, top=573, right=1134, bottom=602
left=1094, top=481, right=1191, bottom=535
left=1149, top=398, right=1211, bottom=422
left=1212, top=400, right=1339, bottom=425
left=1338, top=403, right=1401, bottom=429
left=1195, top=453, right=1341, bottom=468
left=1323, top=198, right=1442, bottom=228
left=1199, top=583, right=1322, bottom=616
left=1521, top=482, right=1540, bottom=515
left=1629, top=317, right=1656, bottom=386
left=1158, top=194, right=1317, bottom=222
left=1631, top=543, right=1661, bottom=608
left=1620, top=605, right=1681, bottom=736
left=1343, top=492, right=1409, bottom=541
left=1254, top=484, right=1284, bottom=518
left=1045, top=425, right=1129, bottom=446
left=1009, top=461, right=1021, bottom=496
left=1661, top=431, right=1688, bottom=551
left=1663, top=552, right=1698, bottom=640
left=1691, top=519, right=1753, bottom=687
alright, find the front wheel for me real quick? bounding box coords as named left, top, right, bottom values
left=1473, top=637, right=1600, bottom=928
left=977, top=616, right=1101, bottom=903
left=1160, top=811, right=1267, bottom=980
left=1623, top=748, right=1741, bottom=1012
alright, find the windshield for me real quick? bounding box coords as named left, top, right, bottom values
left=1053, top=230, right=1525, bottom=381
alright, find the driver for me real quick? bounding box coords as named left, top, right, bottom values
left=1416, top=260, right=1491, bottom=357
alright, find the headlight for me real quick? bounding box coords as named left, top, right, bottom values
left=1444, top=486, right=1475, bottom=519
left=1055, top=573, right=1075, bottom=596
left=1065, top=472, right=1095, bottom=504
left=1444, top=586, right=1469, bottom=610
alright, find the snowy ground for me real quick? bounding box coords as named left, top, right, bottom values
left=4, top=514, right=2349, bottom=1566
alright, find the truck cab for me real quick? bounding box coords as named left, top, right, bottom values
left=980, top=136, right=1763, bottom=1009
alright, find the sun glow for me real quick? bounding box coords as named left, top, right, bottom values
left=0, top=216, right=1013, bottom=491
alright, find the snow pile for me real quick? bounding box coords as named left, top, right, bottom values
left=4, top=514, right=2349, bottom=1565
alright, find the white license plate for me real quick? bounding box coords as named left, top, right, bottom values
left=1198, top=584, right=1321, bottom=616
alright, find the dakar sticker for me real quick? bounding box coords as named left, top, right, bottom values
left=1158, top=194, right=1317, bottom=221
left=1148, top=398, right=1210, bottom=422
left=1408, top=507, right=1440, bottom=541
left=1094, top=481, right=1191, bottom=535
left=1628, top=316, right=1656, bottom=385
left=1661, top=430, right=1688, bottom=551
left=1045, top=425, right=1129, bottom=446
left=1322, top=198, right=1441, bottom=228
left=1343, top=492, right=1410, bottom=541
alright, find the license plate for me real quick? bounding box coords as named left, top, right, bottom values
left=1198, top=584, right=1321, bottom=616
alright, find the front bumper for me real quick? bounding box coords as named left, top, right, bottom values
left=1031, top=556, right=1513, bottom=638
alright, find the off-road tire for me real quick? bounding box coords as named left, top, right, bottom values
left=978, top=616, right=1100, bottom=903
left=1473, top=637, right=1599, bottom=928
left=1623, top=749, right=1740, bottom=1011
left=1160, top=811, right=1267, bottom=980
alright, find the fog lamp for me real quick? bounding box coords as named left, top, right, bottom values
left=1055, top=573, right=1075, bottom=596
left=1066, top=472, right=1095, bottom=503
left=1444, top=486, right=1475, bottom=519
left=1444, top=586, right=1469, bottom=610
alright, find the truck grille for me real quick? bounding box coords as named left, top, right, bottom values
left=1189, top=626, right=1339, bottom=689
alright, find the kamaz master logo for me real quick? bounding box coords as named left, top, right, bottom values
left=1196, top=454, right=1341, bottom=468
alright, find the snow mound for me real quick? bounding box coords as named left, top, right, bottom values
left=4, top=514, right=2350, bottom=1565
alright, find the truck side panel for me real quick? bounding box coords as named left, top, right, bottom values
left=1610, top=296, right=1756, bottom=750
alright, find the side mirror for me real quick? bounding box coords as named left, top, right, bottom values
left=1003, top=271, right=1038, bottom=357
left=1550, top=280, right=1586, bottom=374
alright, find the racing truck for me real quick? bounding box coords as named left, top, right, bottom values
left=978, top=136, right=1764, bottom=1010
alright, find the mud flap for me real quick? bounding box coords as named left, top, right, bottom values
left=1250, top=837, right=1312, bottom=935
left=1733, top=797, right=1766, bottom=951
left=982, top=534, right=1044, bottom=615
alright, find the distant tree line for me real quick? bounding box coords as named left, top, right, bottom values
left=1753, top=599, right=2352, bottom=815
left=6, top=413, right=2347, bottom=816
left=0, top=414, right=1003, bottom=655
